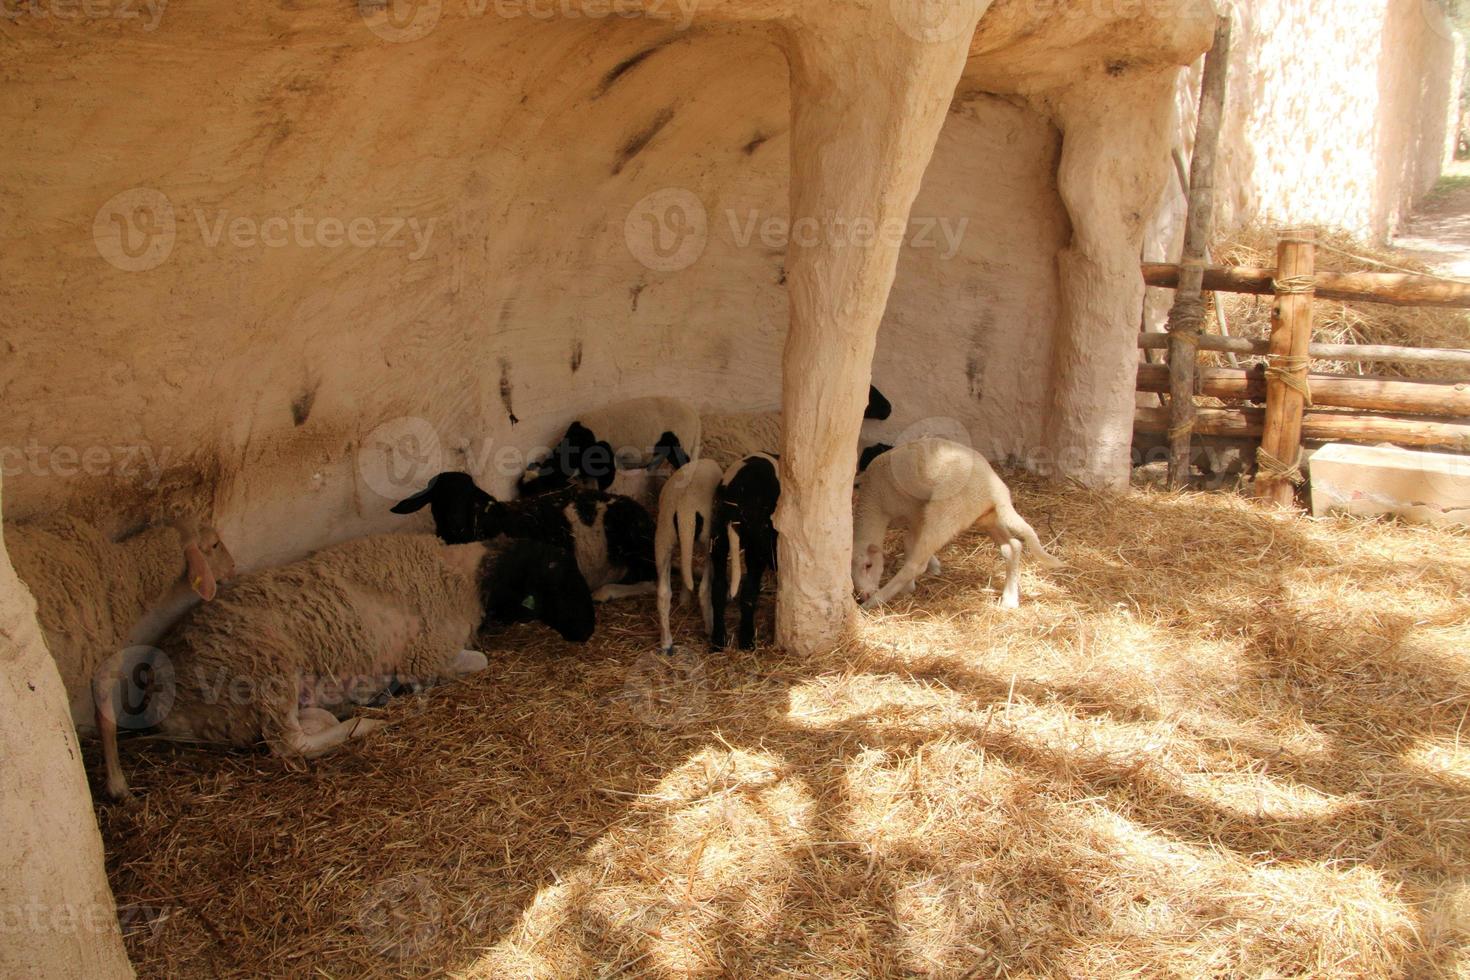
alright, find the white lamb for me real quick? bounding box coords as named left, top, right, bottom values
left=652, top=458, right=723, bottom=651
left=5, top=514, right=236, bottom=799
left=852, top=438, right=1063, bottom=609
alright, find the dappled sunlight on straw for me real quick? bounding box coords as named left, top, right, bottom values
left=97, top=476, right=1470, bottom=976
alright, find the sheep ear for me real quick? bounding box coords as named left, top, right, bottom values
left=391, top=487, right=433, bottom=514
left=185, top=543, right=217, bottom=600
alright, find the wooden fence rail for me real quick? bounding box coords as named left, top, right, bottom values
left=1134, top=363, right=1470, bottom=416
left=1136, top=332, right=1470, bottom=368
left=1142, top=262, right=1470, bottom=310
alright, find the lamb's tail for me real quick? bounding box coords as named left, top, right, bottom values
left=727, top=525, right=742, bottom=599
left=679, top=508, right=698, bottom=595
left=1002, top=507, right=1065, bottom=569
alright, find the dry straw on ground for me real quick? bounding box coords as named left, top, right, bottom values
left=97, top=478, right=1470, bottom=978
left=1210, top=226, right=1470, bottom=379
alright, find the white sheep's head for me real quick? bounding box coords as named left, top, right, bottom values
left=852, top=543, right=883, bottom=602
left=173, top=516, right=237, bottom=601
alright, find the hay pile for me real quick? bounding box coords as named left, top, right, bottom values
left=97, top=479, right=1470, bottom=977
left=1210, top=226, right=1470, bottom=379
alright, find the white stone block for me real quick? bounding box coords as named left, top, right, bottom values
left=1308, top=443, right=1470, bottom=526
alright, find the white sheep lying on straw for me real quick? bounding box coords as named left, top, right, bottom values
left=653, top=458, right=723, bottom=652
left=852, top=438, right=1062, bottom=609
left=122, top=534, right=593, bottom=792
left=5, top=514, right=235, bottom=799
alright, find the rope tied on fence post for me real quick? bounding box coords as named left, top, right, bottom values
left=1256, top=446, right=1306, bottom=486
left=1264, top=353, right=1313, bottom=406
left=1271, top=274, right=1317, bottom=295
left=1166, top=296, right=1208, bottom=336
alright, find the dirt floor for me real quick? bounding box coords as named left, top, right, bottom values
left=1393, top=160, right=1470, bottom=278
left=94, top=478, right=1470, bottom=978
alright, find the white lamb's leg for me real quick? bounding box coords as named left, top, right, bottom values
left=657, top=561, right=675, bottom=653
left=698, top=557, right=714, bottom=635
left=277, top=703, right=386, bottom=759
left=298, top=707, right=339, bottom=735
left=999, top=539, right=1022, bottom=609
left=863, top=513, right=966, bottom=609
left=593, top=581, right=658, bottom=602
left=451, top=649, right=488, bottom=676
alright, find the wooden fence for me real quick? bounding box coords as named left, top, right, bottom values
left=1137, top=231, right=1470, bottom=505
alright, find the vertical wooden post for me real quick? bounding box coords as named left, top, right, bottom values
left=1166, top=11, right=1234, bottom=488
left=1254, top=229, right=1317, bottom=506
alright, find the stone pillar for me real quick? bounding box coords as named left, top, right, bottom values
left=776, top=2, right=989, bottom=654
left=1044, top=72, right=1179, bottom=487
left=0, top=473, right=134, bottom=979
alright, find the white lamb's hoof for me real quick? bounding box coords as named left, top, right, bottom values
left=926, top=557, right=942, bottom=577
left=105, top=779, right=134, bottom=803
left=349, top=717, right=387, bottom=739
left=999, top=595, right=1020, bottom=611
left=861, top=596, right=880, bottom=610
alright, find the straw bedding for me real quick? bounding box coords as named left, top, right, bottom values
left=95, top=478, right=1470, bottom=977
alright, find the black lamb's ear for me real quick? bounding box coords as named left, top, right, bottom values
left=565, top=422, right=596, bottom=451
left=865, top=385, right=892, bottom=421
left=390, top=481, right=437, bottom=514
left=858, top=443, right=893, bottom=473
left=653, top=432, right=689, bottom=470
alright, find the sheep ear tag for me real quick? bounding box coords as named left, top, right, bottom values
left=521, top=595, right=537, bottom=612
left=185, top=543, right=217, bottom=601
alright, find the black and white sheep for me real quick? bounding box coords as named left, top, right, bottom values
left=518, top=396, right=698, bottom=497
left=652, top=457, right=724, bottom=652
left=708, top=453, right=781, bottom=651
left=700, top=385, right=892, bottom=468
left=6, top=514, right=237, bottom=799
left=852, top=437, right=1063, bottom=609
left=392, top=472, right=656, bottom=601
left=128, top=535, right=593, bottom=779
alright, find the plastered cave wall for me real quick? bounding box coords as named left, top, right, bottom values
left=1, top=7, right=1071, bottom=574
left=1156, top=0, right=1461, bottom=245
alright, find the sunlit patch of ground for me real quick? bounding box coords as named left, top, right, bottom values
left=99, top=479, right=1470, bottom=977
